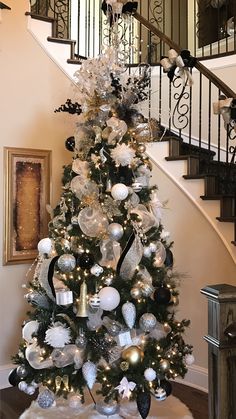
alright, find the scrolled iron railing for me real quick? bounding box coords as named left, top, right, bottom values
left=28, top=0, right=236, bottom=237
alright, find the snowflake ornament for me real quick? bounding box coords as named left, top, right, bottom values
left=111, top=143, right=135, bottom=166
left=44, top=322, right=71, bottom=348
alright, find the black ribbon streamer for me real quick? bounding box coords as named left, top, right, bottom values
left=116, top=231, right=135, bottom=276
left=47, top=256, right=59, bottom=298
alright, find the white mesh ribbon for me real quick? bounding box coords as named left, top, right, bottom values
left=78, top=207, right=109, bottom=237
left=131, top=204, right=157, bottom=233
left=100, top=239, right=121, bottom=269
left=118, top=234, right=143, bottom=280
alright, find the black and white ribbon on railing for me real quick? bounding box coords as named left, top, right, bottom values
left=160, top=49, right=196, bottom=86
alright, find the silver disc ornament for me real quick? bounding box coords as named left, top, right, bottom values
left=139, top=313, right=157, bottom=332
left=57, top=254, right=76, bottom=273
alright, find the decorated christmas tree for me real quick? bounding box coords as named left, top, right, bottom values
left=10, top=7, right=194, bottom=419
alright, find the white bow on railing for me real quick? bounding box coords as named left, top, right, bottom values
left=160, top=49, right=196, bottom=86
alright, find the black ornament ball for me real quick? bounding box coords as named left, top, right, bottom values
left=65, top=136, right=75, bottom=152
left=136, top=391, right=151, bottom=419
left=77, top=252, right=95, bottom=269
left=154, top=287, right=171, bottom=304
left=164, top=248, right=173, bottom=268
left=8, top=368, right=21, bottom=387
left=160, top=379, right=172, bottom=396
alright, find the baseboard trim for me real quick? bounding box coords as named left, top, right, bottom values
left=175, top=364, right=208, bottom=393
left=0, top=364, right=14, bottom=389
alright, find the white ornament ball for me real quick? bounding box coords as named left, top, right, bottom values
left=111, top=183, right=129, bottom=200
left=98, top=287, right=120, bottom=311
left=25, top=385, right=36, bottom=395
left=37, top=238, right=52, bottom=255
left=149, top=242, right=157, bottom=252
left=185, top=354, right=195, bottom=365
left=107, top=223, right=124, bottom=241
left=22, top=320, right=39, bottom=343
left=144, top=368, right=157, bottom=382
left=18, top=381, right=28, bottom=392
left=37, top=389, right=55, bottom=409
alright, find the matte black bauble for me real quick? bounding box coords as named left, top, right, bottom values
left=154, top=287, right=171, bottom=304
left=65, top=136, right=75, bottom=152
left=160, top=379, right=172, bottom=396
left=136, top=391, right=151, bottom=419
left=8, top=368, right=21, bottom=387
left=77, top=252, right=95, bottom=269
left=164, top=248, right=174, bottom=268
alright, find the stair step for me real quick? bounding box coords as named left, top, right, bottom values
left=183, top=174, right=204, bottom=180
left=166, top=155, right=193, bottom=161
left=200, top=195, right=222, bottom=200
left=47, top=36, right=76, bottom=45
left=216, top=216, right=236, bottom=222
left=67, top=58, right=82, bottom=64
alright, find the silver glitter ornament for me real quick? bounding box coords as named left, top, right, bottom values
left=140, top=282, right=154, bottom=297
left=82, top=361, right=97, bottom=389
left=37, top=389, right=55, bottom=409
left=139, top=313, right=157, bottom=332
left=57, top=254, right=76, bottom=272
left=107, top=223, right=124, bottom=241
left=130, top=287, right=142, bottom=300
left=16, top=365, right=28, bottom=379
left=96, top=399, right=119, bottom=416
left=75, top=333, right=87, bottom=349
left=122, top=302, right=136, bottom=329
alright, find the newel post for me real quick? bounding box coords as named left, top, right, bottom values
left=201, top=284, right=236, bottom=419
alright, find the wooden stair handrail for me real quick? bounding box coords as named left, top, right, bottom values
left=134, top=12, right=236, bottom=99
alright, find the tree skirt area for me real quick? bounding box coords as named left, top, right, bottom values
left=19, top=395, right=193, bottom=419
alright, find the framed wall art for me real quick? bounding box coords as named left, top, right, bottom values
left=3, top=147, right=52, bottom=265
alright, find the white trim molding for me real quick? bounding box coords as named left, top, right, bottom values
left=175, top=364, right=208, bottom=393
left=0, top=363, right=14, bottom=389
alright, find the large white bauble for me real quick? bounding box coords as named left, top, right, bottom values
left=37, top=238, right=52, bottom=255
left=22, top=320, right=39, bottom=343
left=98, top=287, right=120, bottom=311
left=144, top=367, right=157, bottom=382
left=111, top=183, right=129, bottom=200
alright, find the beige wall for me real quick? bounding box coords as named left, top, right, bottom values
left=0, top=0, right=235, bottom=391
left=0, top=0, right=77, bottom=366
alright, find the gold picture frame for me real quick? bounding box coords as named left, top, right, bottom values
left=3, top=147, right=52, bottom=265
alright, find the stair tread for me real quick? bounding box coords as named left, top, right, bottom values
left=200, top=195, right=222, bottom=200
left=67, top=58, right=82, bottom=64
left=216, top=216, right=236, bottom=222
left=183, top=174, right=204, bottom=179
left=166, top=155, right=199, bottom=161
left=47, top=36, right=76, bottom=44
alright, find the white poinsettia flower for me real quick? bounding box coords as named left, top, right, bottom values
left=44, top=322, right=71, bottom=348
left=111, top=143, right=135, bottom=166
